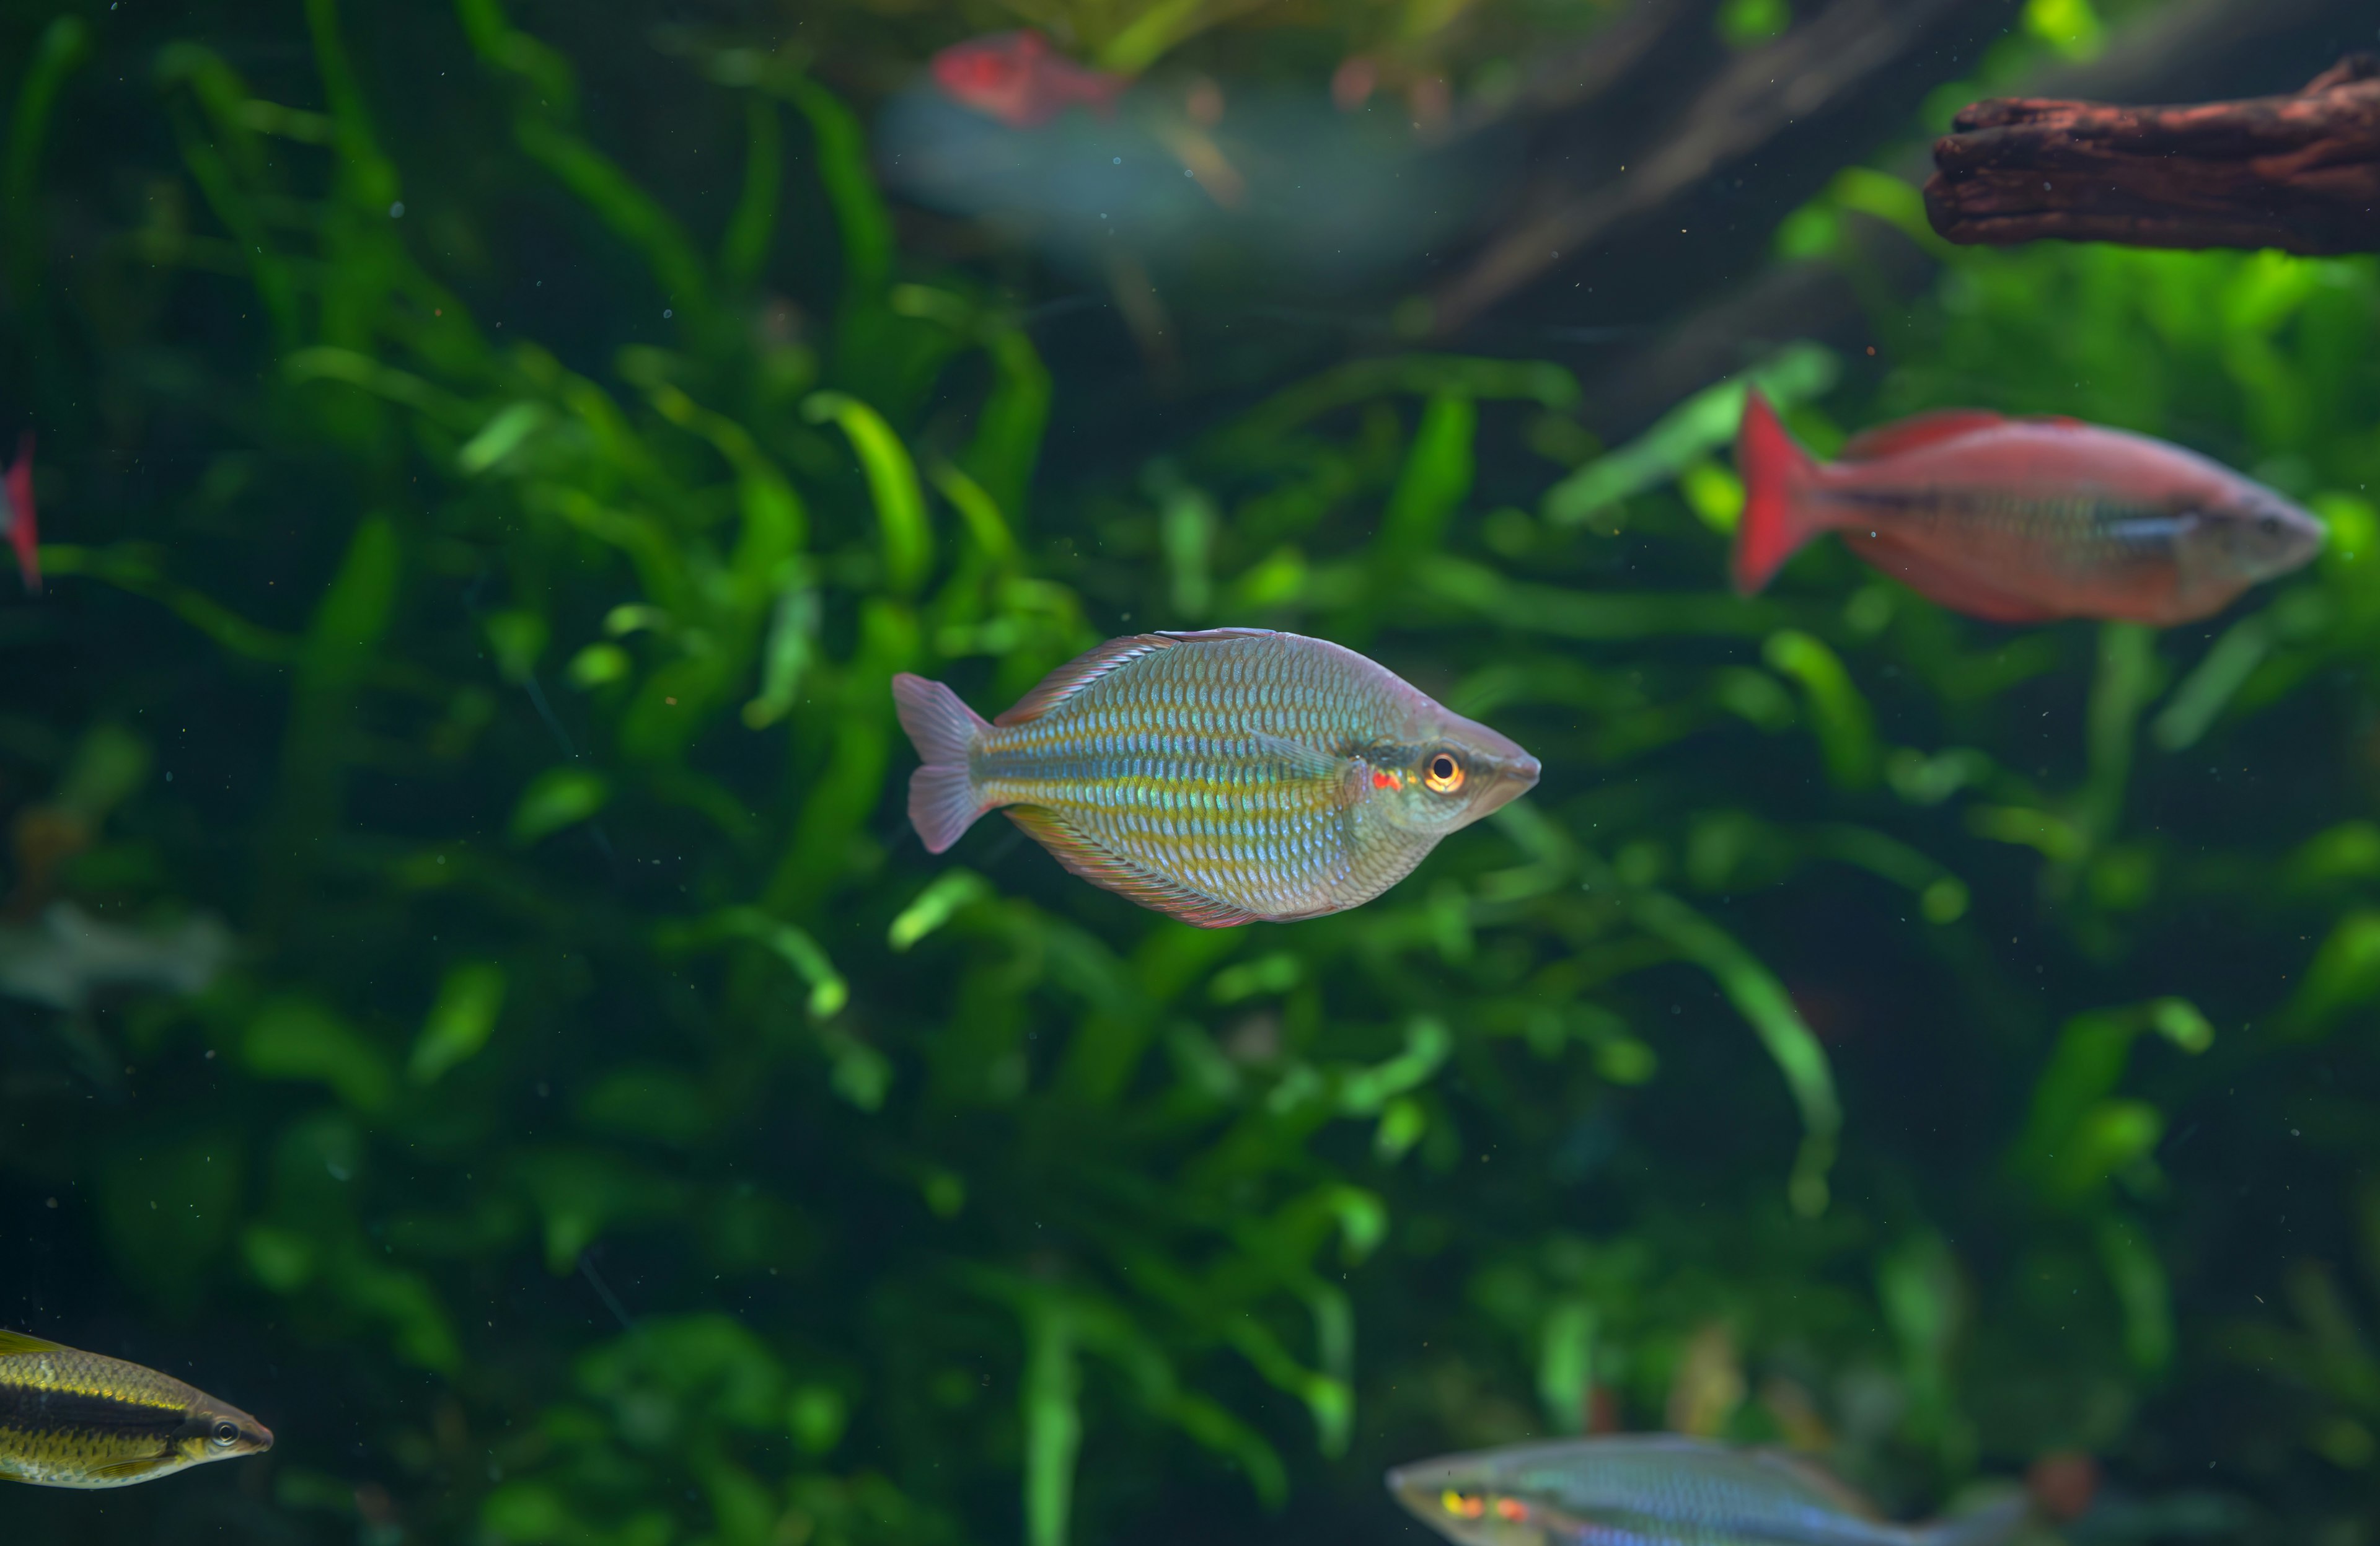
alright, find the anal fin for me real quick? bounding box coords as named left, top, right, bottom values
left=1004, top=807, right=1258, bottom=928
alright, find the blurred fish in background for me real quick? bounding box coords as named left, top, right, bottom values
left=930, top=30, right=1130, bottom=129
left=1390, top=1435, right=2034, bottom=1546
left=879, top=28, right=1517, bottom=367
left=2, top=432, right=37, bottom=595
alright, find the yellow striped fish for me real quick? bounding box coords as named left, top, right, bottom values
left=0, top=1329, right=273, bottom=1488
left=892, top=628, right=1540, bottom=925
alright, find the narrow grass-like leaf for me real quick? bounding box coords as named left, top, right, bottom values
left=1547, top=343, right=1839, bottom=526
left=806, top=392, right=930, bottom=595
left=720, top=98, right=780, bottom=287
left=1626, top=887, right=1840, bottom=1216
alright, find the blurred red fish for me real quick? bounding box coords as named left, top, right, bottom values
left=930, top=31, right=1129, bottom=129
left=1734, top=391, right=2323, bottom=625
left=2, top=433, right=35, bottom=595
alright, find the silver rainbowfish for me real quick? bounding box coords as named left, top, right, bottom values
left=1390, top=1435, right=2029, bottom=1546
left=891, top=628, right=1540, bottom=925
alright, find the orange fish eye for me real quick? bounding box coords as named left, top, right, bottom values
left=1440, top=1489, right=1487, bottom=1519
left=1422, top=752, right=1464, bottom=794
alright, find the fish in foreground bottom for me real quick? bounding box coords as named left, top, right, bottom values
left=1734, top=389, right=2322, bottom=625
left=892, top=628, right=1540, bottom=926
left=0, top=1330, right=273, bottom=1488
left=1390, top=1435, right=2028, bottom=1546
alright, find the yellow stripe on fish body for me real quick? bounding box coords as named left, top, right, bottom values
left=893, top=629, right=1541, bottom=926
left=0, top=1330, right=273, bottom=1489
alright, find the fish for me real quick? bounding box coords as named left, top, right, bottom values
left=0, top=902, right=234, bottom=1011
left=930, top=31, right=1129, bottom=130
left=2, top=432, right=35, bottom=594
left=1389, top=1434, right=2029, bottom=1546
left=1733, top=390, right=2324, bottom=625
left=891, top=628, right=1539, bottom=926
left=0, top=1329, right=273, bottom=1488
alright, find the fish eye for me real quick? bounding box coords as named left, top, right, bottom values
left=1423, top=752, right=1465, bottom=794
left=209, top=1420, right=239, bottom=1447
left=2258, top=514, right=2281, bottom=536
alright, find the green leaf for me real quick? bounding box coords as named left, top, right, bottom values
left=1626, top=889, right=1839, bottom=1216
left=1546, top=343, right=1838, bottom=526
left=3, top=15, right=92, bottom=311
left=1022, top=1298, right=1081, bottom=1546
left=805, top=392, right=930, bottom=595
left=1762, top=631, right=1878, bottom=788
left=1536, top=1301, right=1596, bottom=1435
left=888, top=869, right=993, bottom=952
left=408, top=961, right=508, bottom=1085
left=245, top=996, right=394, bottom=1112
left=509, top=766, right=610, bottom=844
left=1378, top=390, right=1476, bottom=564
left=2278, top=911, right=2380, bottom=1041
left=720, top=98, right=780, bottom=286
left=2097, top=1215, right=2172, bottom=1373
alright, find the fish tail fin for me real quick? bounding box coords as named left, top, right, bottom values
left=1733, top=389, right=1826, bottom=595
left=6, top=432, right=35, bottom=596
left=1917, top=1495, right=2030, bottom=1546
left=892, top=673, right=992, bottom=853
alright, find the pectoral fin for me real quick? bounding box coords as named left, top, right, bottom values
left=1246, top=732, right=1346, bottom=783
left=84, top=1452, right=177, bottom=1483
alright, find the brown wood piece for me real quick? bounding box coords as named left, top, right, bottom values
left=1924, top=54, right=2380, bottom=253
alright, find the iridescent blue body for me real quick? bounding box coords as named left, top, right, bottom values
left=1390, top=1436, right=2027, bottom=1546
left=892, top=628, right=1539, bottom=926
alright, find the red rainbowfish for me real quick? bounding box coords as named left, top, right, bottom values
left=1, top=433, right=34, bottom=595
left=1734, top=391, right=2323, bottom=626
left=892, top=628, right=1538, bottom=926
left=930, top=31, right=1129, bottom=130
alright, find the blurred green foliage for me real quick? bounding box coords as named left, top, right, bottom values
left=3, top=2, right=2379, bottom=1545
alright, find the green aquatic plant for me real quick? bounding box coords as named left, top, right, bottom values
left=3, top=2, right=2380, bottom=1545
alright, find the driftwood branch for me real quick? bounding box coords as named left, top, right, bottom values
left=1925, top=55, right=2380, bottom=253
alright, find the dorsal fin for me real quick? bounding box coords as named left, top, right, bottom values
left=1745, top=1447, right=1887, bottom=1521
left=1838, top=410, right=2009, bottom=462
left=992, top=628, right=1281, bottom=727
left=995, top=635, right=1177, bottom=726
left=1152, top=627, right=1279, bottom=645
left=0, top=1329, right=68, bottom=1356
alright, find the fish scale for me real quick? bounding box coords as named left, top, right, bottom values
left=894, top=628, right=1539, bottom=925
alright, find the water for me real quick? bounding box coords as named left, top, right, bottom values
left=1, top=2, right=2376, bottom=1544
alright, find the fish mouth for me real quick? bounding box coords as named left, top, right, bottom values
left=252, top=1420, right=275, bottom=1452
left=1472, top=752, right=1540, bottom=815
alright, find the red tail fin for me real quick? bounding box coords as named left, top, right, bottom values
left=4, top=433, right=35, bottom=596
left=1732, top=390, right=1823, bottom=595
